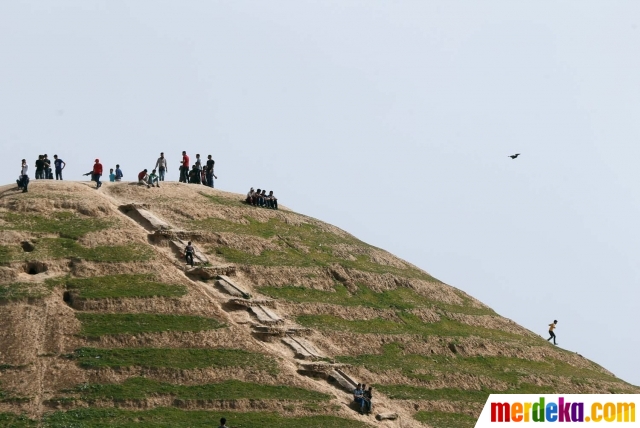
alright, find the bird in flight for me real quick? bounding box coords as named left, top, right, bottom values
left=509, top=153, right=520, bottom=159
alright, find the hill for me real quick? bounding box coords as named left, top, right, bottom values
left=0, top=180, right=637, bottom=428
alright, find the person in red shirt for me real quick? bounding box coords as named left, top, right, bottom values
left=180, top=151, right=190, bottom=183
left=92, top=159, right=103, bottom=189
left=137, top=169, right=150, bottom=188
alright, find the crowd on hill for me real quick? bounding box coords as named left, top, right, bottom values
left=17, top=154, right=66, bottom=192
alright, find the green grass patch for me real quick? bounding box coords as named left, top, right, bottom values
left=0, top=239, right=153, bottom=263
left=297, top=311, right=521, bottom=343
left=0, top=282, right=55, bottom=301
left=0, top=413, right=37, bottom=428
left=194, top=216, right=436, bottom=281
left=199, top=192, right=245, bottom=207
left=0, top=211, right=113, bottom=240
left=65, top=274, right=187, bottom=299
left=61, top=377, right=330, bottom=402
left=41, top=408, right=368, bottom=428
left=376, top=383, right=555, bottom=403
left=414, top=410, right=477, bottom=428
left=72, top=348, right=278, bottom=374
left=76, top=313, right=225, bottom=337
left=261, top=283, right=494, bottom=315
left=336, top=343, right=621, bottom=385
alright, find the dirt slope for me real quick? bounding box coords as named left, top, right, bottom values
left=0, top=180, right=636, bottom=428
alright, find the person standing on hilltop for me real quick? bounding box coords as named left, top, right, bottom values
left=92, top=159, right=103, bottom=189
left=205, top=155, right=217, bottom=188
left=53, top=154, right=66, bottom=180
left=35, top=155, right=45, bottom=180
left=18, top=159, right=29, bottom=193
left=115, top=164, right=123, bottom=181
left=180, top=151, right=189, bottom=183
left=155, top=152, right=167, bottom=181
left=43, top=154, right=52, bottom=179
left=547, top=320, right=558, bottom=345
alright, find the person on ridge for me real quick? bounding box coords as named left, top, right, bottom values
left=184, top=241, right=195, bottom=267
left=137, top=169, right=150, bottom=188
left=267, top=190, right=278, bottom=209
left=547, top=320, right=558, bottom=345
left=115, top=164, right=123, bottom=181
left=92, top=159, right=103, bottom=189
left=192, top=154, right=202, bottom=184
left=205, top=155, right=217, bottom=188
left=363, top=386, right=373, bottom=414
left=246, top=188, right=255, bottom=205
left=53, top=154, right=66, bottom=180
left=180, top=151, right=190, bottom=183
left=35, top=155, right=45, bottom=180
left=148, top=169, right=160, bottom=187
left=109, top=168, right=116, bottom=182
left=43, top=154, right=52, bottom=179
left=155, top=152, right=167, bottom=181
left=17, top=159, right=29, bottom=192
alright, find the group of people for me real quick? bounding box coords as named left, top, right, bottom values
left=17, top=155, right=66, bottom=192
left=353, top=384, right=373, bottom=415
left=177, top=151, right=218, bottom=187
left=246, top=187, right=278, bottom=209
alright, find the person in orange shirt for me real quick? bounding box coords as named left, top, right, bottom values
left=547, top=320, right=558, bottom=345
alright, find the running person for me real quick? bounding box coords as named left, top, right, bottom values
left=547, top=320, right=558, bottom=345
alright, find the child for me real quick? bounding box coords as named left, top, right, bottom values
left=109, top=168, right=116, bottom=182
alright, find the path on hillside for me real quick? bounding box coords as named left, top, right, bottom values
left=96, top=186, right=418, bottom=427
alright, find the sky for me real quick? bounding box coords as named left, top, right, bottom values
left=1, top=1, right=639, bottom=386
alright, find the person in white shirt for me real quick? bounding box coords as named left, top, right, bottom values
left=17, top=159, right=29, bottom=193
left=155, top=152, right=168, bottom=181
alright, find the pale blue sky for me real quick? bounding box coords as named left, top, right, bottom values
left=1, top=1, right=639, bottom=385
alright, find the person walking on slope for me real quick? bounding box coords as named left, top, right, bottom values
left=547, top=320, right=558, bottom=345
left=184, top=241, right=195, bottom=267
left=155, top=152, right=167, bottom=181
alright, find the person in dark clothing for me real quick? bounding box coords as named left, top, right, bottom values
left=53, top=155, right=66, bottom=180
left=192, top=154, right=202, bottom=184
left=363, top=386, right=373, bottom=414
left=267, top=191, right=278, bottom=209
left=219, top=417, right=228, bottom=428
left=205, top=155, right=217, bottom=188
left=115, top=164, right=123, bottom=181
left=185, top=241, right=195, bottom=267
left=547, top=320, right=558, bottom=345
left=18, top=159, right=29, bottom=192
left=254, top=189, right=263, bottom=206
left=35, top=155, right=45, bottom=179
left=43, top=154, right=52, bottom=179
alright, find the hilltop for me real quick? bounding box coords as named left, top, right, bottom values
left=0, top=180, right=637, bottom=428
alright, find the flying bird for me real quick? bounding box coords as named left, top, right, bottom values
left=509, top=153, right=520, bottom=159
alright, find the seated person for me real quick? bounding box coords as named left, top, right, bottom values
left=254, top=188, right=263, bottom=206
left=137, top=169, right=150, bottom=188
left=353, top=384, right=365, bottom=414
left=260, top=190, right=268, bottom=206
left=246, top=188, right=255, bottom=205
left=188, top=165, right=199, bottom=183
left=363, top=386, right=373, bottom=414
left=148, top=169, right=160, bottom=187
left=267, top=190, right=278, bottom=209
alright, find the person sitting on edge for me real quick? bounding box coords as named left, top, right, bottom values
left=246, top=188, right=255, bottom=205
left=547, top=320, right=558, bottom=345
left=254, top=188, right=263, bottom=206
left=260, top=190, right=268, bottom=207
left=267, top=190, right=278, bottom=209
left=353, top=383, right=365, bottom=414
left=115, top=164, right=123, bottom=181
left=363, top=386, right=373, bottom=414
left=184, top=241, right=195, bottom=267
left=148, top=169, right=160, bottom=187
left=109, top=169, right=116, bottom=182
left=137, top=169, right=150, bottom=188
left=218, top=417, right=228, bottom=428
